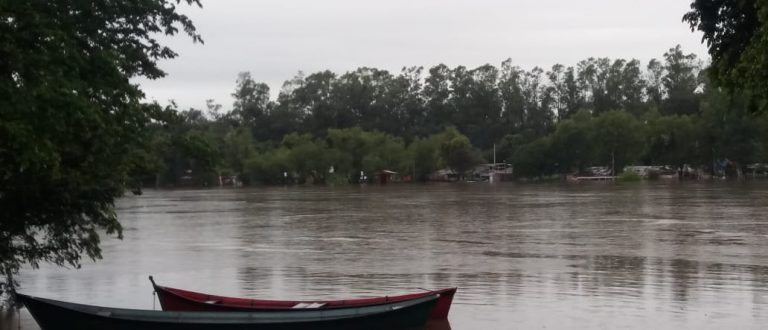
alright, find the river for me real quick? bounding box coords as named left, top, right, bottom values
left=3, top=181, right=768, bottom=329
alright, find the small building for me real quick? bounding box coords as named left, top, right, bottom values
left=429, top=169, right=459, bottom=182
left=583, top=166, right=612, bottom=176
left=472, top=163, right=514, bottom=181
left=219, top=175, right=242, bottom=187
left=378, top=170, right=400, bottom=184
left=747, top=163, right=768, bottom=178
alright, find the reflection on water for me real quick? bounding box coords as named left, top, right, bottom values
left=6, top=182, right=768, bottom=329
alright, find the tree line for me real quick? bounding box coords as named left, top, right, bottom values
left=136, top=45, right=768, bottom=186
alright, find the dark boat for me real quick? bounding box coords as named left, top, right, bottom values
left=17, top=293, right=438, bottom=330
left=425, top=320, right=453, bottom=330
left=149, top=276, right=456, bottom=320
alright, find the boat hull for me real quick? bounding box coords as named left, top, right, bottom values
left=18, top=293, right=437, bottom=330
left=151, top=278, right=456, bottom=320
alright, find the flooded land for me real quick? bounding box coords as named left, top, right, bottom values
left=5, top=182, right=768, bottom=329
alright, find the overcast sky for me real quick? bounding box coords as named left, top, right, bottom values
left=136, top=0, right=708, bottom=110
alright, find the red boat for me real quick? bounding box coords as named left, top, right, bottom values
left=149, top=276, right=456, bottom=320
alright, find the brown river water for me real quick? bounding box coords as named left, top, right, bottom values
left=3, top=182, right=768, bottom=329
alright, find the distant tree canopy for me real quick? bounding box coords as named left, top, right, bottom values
left=0, top=0, right=201, bottom=292
left=138, top=45, right=768, bottom=186
left=684, top=0, right=768, bottom=105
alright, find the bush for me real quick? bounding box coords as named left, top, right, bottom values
left=618, top=170, right=642, bottom=182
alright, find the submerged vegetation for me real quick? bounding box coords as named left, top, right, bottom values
left=140, top=45, right=768, bottom=186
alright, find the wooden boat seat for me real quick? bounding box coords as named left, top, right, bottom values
left=291, top=302, right=326, bottom=309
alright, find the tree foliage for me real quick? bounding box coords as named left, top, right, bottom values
left=438, top=127, right=483, bottom=178
left=550, top=110, right=594, bottom=174
left=684, top=0, right=768, bottom=103
left=591, top=111, right=645, bottom=175
left=0, top=0, right=201, bottom=291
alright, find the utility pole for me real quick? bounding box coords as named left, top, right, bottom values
left=490, top=143, right=496, bottom=183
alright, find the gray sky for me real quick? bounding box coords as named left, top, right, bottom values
left=137, top=0, right=707, bottom=110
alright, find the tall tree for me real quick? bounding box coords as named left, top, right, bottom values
left=450, top=64, right=502, bottom=149
left=646, top=59, right=665, bottom=109
left=231, top=72, right=273, bottom=140
left=700, top=86, right=760, bottom=172
left=281, top=133, right=332, bottom=184
left=0, top=0, right=201, bottom=292
left=326, top=127, right=376, bottom=182
left=282, top=70, right=337, bottom=136
left=423, top=64, right=454, bottom=133
left=438, top=127, right=482, bottom=179
left=661, top=45, right=701, bottom=115
left=643, top=112, right=702, bottom=167
left=521, top=67, right=553, bottom=137
left=331, top=67, right=394, bottom=132
left=499, top=59, right=526, bottom=132
left=384, top=66, right=426, bottom=140
left=512, top=137, right=553, bottom=179
left=592, top=111, right=645, bottom=175
left=550, top=110, right=594, bottom=174
left=605, top=59, right=626, bottom=112
left=577, top=58, right=612, bottom=114
left=621, top=59, right=647, bottom=116
left=547, top=64, right=582, bottom=120
left=408, top=135, right=442, bottom=181
left=221, top=127, right=257, bottom=183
